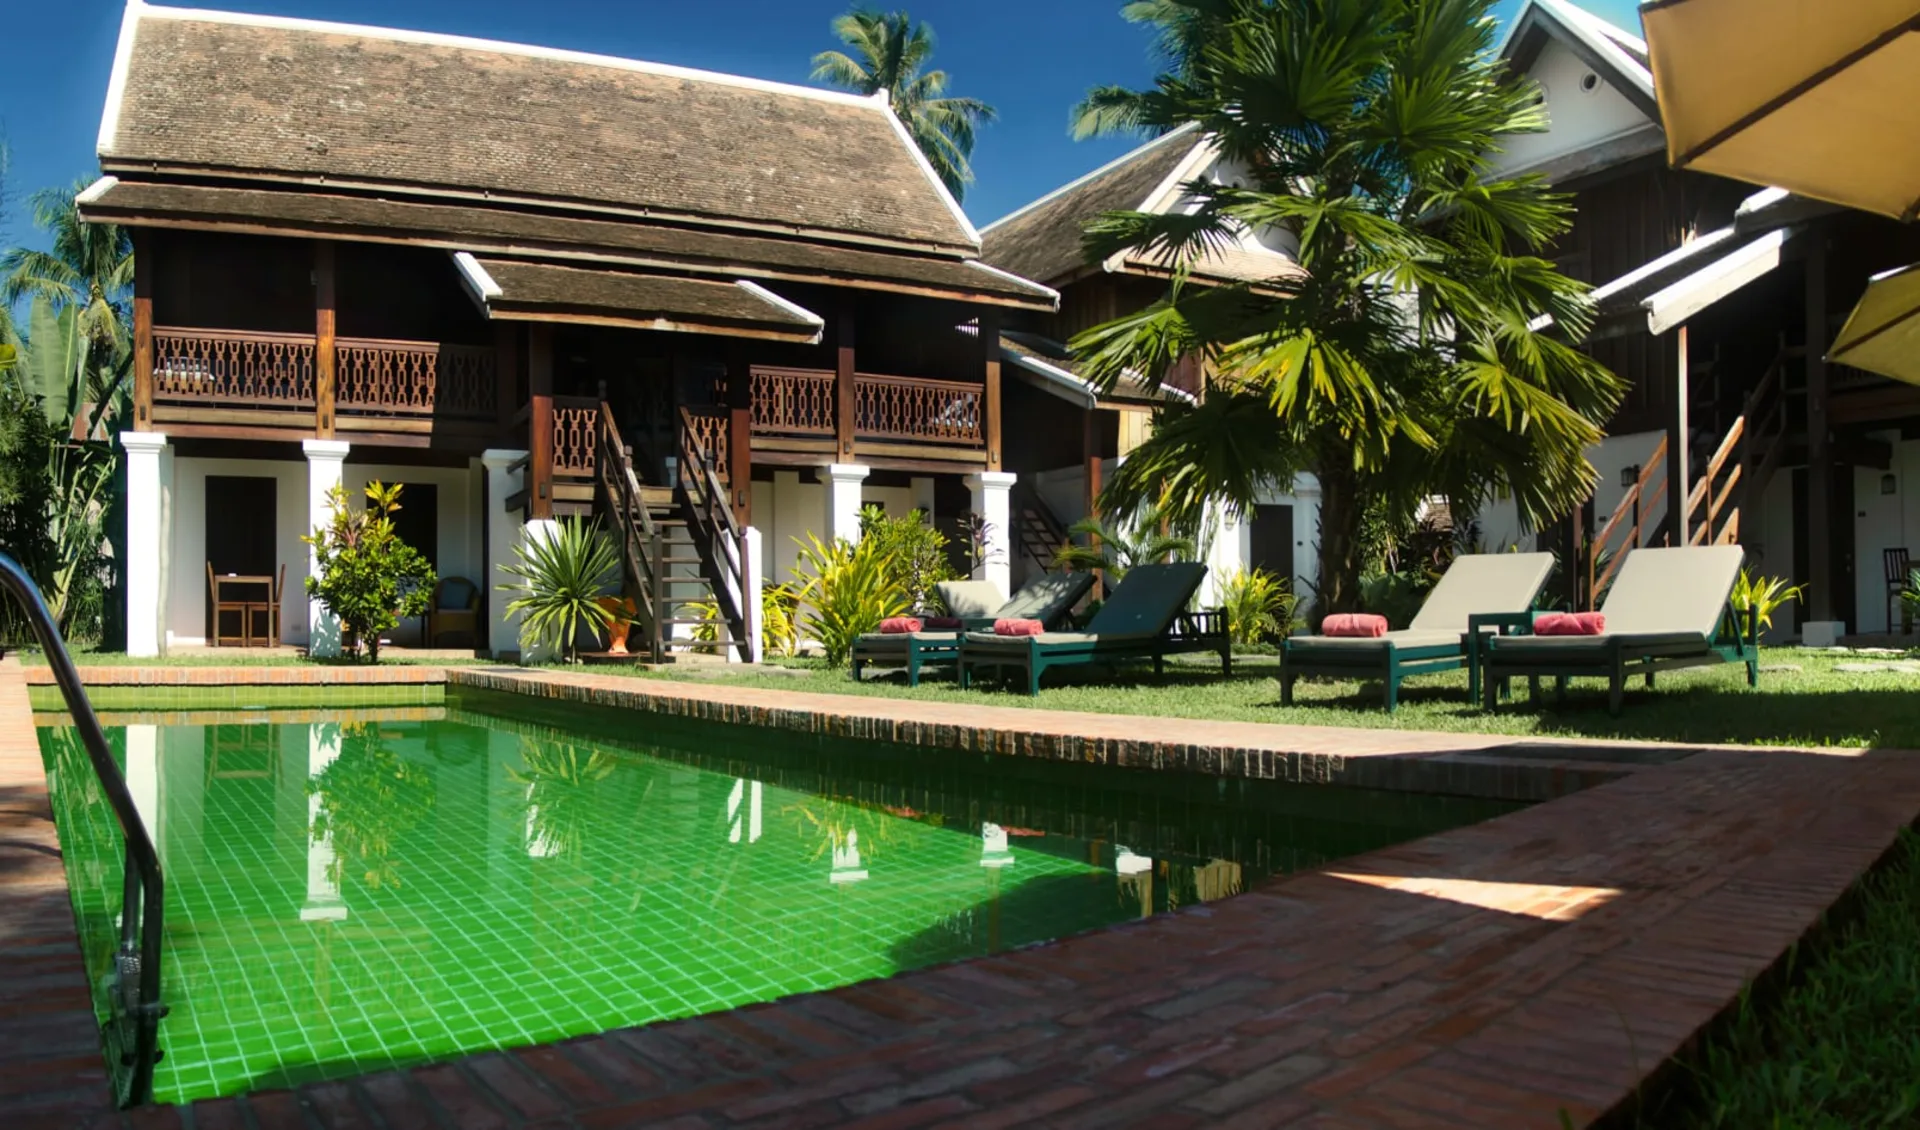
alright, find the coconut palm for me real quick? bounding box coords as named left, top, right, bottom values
left=1052, top=504, right=1196, bottom=585
left=811, top=9, right=995, bottom=201
left=1065, top=0, right=1624, bottom=614
left=1, top=181, right=135, bottom=409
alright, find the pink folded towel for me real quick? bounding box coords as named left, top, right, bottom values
left=924, top=616, right=964, bottom=630
left=1321, top=613, right=1388, bottom=638
left=994, top=618, right=1045, bottom=637
left=879, top=617, right=923, bottom=634
left=1533, top=612, right=1605, bottom=636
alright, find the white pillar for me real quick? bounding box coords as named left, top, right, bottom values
left=120, top=432, right=168, bottom=657
left=823, top=463, right=870, bottom=544
left=1291, top=474, right=1323, bottom=609
left=909, top=476, right=937, bottom=518
left=481, top=449, right=529, bottom=659
left=1200, top=500, right=1245, bottom=608
left=124, top=725, right=160, bottom=856
left=968, top=471, right=1016, bottom=597
left=302, top=722, right=348, bottom=922
left=742, top=526, right=765, bottom=664
left=303, top=439, right=351, bottom=657
left=519, top=518, right=561, bottom=663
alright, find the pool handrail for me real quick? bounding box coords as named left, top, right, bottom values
left=0, top=551, right=166, bottom=1106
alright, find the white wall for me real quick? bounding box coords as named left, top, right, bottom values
left=750, top=470, right=915, bottom=589
left=1489, top=38, right=1659, bottom=179
left=1854, top=437, right=1920, bottom=634
left=1473, top=430, right=1668, bottom=555
left=342, top=461, right=484, bottom=592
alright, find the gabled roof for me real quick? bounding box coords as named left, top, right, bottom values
left=98, top=2, right=976, bottom=255
left=1500, top=0, right=1655, bottom=117
left=1493, top=1, right=1665, bottom=184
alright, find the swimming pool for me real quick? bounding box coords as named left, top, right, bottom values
left=38, top=689, right=1519, bottom=1104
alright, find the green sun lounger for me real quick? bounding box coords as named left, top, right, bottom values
left=956, top=562, right=1225, bottom=695
left=1479, top=544, right=1757, bottom=715
left=850, top=571, right=1094, bottom=685
left=1280, top=552, right=1556, bottom=711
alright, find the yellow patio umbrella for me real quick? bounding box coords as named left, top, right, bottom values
left=1830, top=262, right=1920, bottom=385
left=1642, top=0, right=1920, bottom=220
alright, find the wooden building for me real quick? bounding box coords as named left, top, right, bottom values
left=83, top=1, right=1079, bottom=659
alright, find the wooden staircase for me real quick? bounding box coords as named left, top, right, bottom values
left=1012, top=483, right=1071, bottom=572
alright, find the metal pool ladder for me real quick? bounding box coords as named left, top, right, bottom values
left=0, top=552, right=167, bottom=1107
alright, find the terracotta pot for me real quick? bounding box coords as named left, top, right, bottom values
left=598, top=596, right=637, bottom=655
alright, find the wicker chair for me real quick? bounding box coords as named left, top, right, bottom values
left=429, top=577, right=481, bottom=647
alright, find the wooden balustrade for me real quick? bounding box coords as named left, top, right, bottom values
left=750, top=366, right=837, bottom=436
left=152, top=327, right=317, bottom=407
left=855, top=372, right=982, bottom=445
left=335, top=338, right=496, bottom=419
left=550, top=396, right=600, bottom=476
left=682, top=406, right=730, bottom=479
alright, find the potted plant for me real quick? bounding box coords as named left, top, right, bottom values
left=498, top=518, right=626, bottom=664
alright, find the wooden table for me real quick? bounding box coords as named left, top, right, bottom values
left=210, top=574, right=275, bottom=647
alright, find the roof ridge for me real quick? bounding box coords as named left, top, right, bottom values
left=979, top=123, right=1204, bottom=234
left=1500, top=0, right=1653, bottom=97
left=121, top=1, right=884, bottom=114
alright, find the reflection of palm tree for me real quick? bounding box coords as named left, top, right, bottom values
left=509, top=738, right=615, bottom=862
left=785, top=797, right=911, bottom=865
left=308, top=735, right=436, bottom=892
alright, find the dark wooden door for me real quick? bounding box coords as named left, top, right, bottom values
left=1249, top=504, right=1295, bottom=583
left=204, top=476, right=277, bottom=639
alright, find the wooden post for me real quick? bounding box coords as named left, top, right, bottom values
left=131, top=230, right=153, bottom=432
left=1666, top=324, right=1690, bottom=545
left=314, top=241, right=336, bottom=439
left=529, top=324, right=554, bottom=520
left=727, top=348, right=753, bottom=525
left=835, top=308, right=856, bottom=463
left=982, top=309, right=1002, bottom=472
left=494, top=323, right=519, bottom=438
left=1806, top=224, right=1833, bottom=621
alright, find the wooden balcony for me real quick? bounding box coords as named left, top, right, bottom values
left=144, top=326, right=498, bottom=447
left=744, top=364, right=988, bottom=469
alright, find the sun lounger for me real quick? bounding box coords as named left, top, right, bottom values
left=1280, top=552, right=1555, bottom=710
left=957, top=562, right=1225, bottom=695
left=850, top=572, right=1093, bottom=685
left=1479, top=544, right=1756, bottom=715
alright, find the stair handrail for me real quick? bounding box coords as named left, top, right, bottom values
left=596, top=404, right=665, bottom=660
left=1589, top=435, right=1668, bottom=608
left=1, top=552, right=166, bottom=1107
left=1686, top=414, right=1746, bottom=546
left=1012, top=481, right=1071, bottom=569
left=676, top=406, right=750, bottom=658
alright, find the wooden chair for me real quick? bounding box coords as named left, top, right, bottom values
left=429, top=576, right=481, bottom=647
left=207, top=562, right=251, bottom=646
left=1887, top=548, right=1912, bottom=634
left=245, top=565, right=285, bottom=648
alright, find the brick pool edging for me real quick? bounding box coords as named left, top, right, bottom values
left=24, top=665, right=447, bottom=686
left=451, top=666, right=1647, bottom=802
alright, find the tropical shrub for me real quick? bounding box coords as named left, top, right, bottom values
left=498, top=517, right=623, bottom=664
left=1216, top=568, right=1302, bottom=646
left=791, top=533, right=905, bottom=666
left=1053, top=503, right=1196, bottom=585
left=303, top=482, right=436, bottom=663
left=857, top=505, right=957, bottom=612
left=510, top=736, right=615, bottom=862
left=1728, top=570, right=1805, bottom=636
left=761, top=581, right=801, bottom=659
left=1903, top=569, right=1919, bottom=628
left=308, top=725, right=436, bottom=892
left=1358, top=570, right=1426, bottom=631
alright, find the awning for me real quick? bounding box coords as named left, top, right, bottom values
left=1643, top=0, right=1920, bottom=220
left=1830, top=262, right=1920, bottom=386
left=454, top=255, right=825, bottom=343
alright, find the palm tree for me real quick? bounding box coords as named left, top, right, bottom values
left=0, top=180, right=136, bottom=409
left=1065, top=0, right=1624, bottom=615
left=1052, top=504, right=1196, bottom=585
left=811, top=9, right=995, bottom=201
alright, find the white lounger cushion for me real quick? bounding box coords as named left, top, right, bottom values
left=1408, top=552, right=1556, bottom=632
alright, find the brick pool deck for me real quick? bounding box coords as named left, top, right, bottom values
left=7, top=660, right=1920, bottom=1128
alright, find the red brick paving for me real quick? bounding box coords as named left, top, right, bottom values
left=7, top=660, right=1920, bottom=1128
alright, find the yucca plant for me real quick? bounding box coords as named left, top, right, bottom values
left=498, top=518, right=625, bottom=664
left=509, top=737, right=616, bottom=862
left=791, top=533, right=905, bottom=666
left=1216, top=568, right=1301, bottom=646
left=1727, top=569, right=1805, bottom=637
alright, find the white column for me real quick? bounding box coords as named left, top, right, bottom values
left=481, top=449, right=529, bottom=660
left=519, top=518, right=561, bottom=663
left=968, top=471, right=1016, bottom=597
left=124, top=725, right=160, bottom=858
left=1291, top=474, right=1323, bottom=609
left=741, top=526, right=765, bottom=664
left=120, top=432, right=168, bottom=657
left=823, top=463, right=870, bottom=544
left=1200, top=500, right=1245, bottom=608
left=302, top=722, right=348, bottom=922
left=303, top=439, right=351, bottom=657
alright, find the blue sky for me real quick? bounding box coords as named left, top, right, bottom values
left=0, top=0, right=1643, bottom=252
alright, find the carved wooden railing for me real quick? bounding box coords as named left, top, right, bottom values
left=682, top=406, right=730, bottom=481
left=551, top=396, right=600, bottom=477
left=1589, top=436, right=1668, bottom=609
left=750, top=366, right=836, bottom=436
left=678, top=405, right=751, bottom=659
left=596, top=404, right=665, bottom=662
left=335, top=338, right=495, bottom=420
left=856, top=372, right=982, bottom=445
left=152, top=327, right=316, bottom=407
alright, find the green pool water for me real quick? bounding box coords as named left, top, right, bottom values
left=38, top=691, right=1519, bottom=1104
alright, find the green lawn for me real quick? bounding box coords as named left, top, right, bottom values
left=12, top=649, right=493, bottom=667
left=620, top=647, right=1920, bottom=750
left=1646, top=830, right=1920, bottom=1129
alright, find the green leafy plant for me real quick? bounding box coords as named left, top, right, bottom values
left=509, top=737, right=616, bottom=862
left=791, top=532, right=906, bottom=666
left=761, top=581, right=801, bottom=659
left=309, top=726, right=436, bottom=892
left=1053, top=503, right=1196, bottom=585
left=302, top=481, right=436, bottom=663
left=1358, top=570, right=1426, bottom=631
left=1900, top=568, right=1918, bottom=633
left=1216, top=568, right=1301, bottom=646
left=1728, top=570, right=1806, bottom=635
left=497, top=517, right=624, bottom=665
left=858, top=505, right=957, bottom=613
